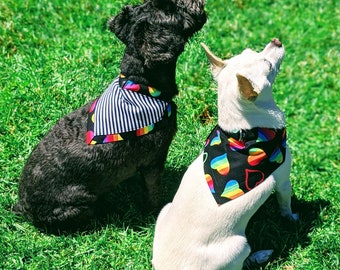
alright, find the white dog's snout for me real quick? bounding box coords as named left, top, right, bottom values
left=264, top=38, right=284, bottom=51
left=262, top=39, right=285, bottom=68
left=271, top=38, right=282, bottom=47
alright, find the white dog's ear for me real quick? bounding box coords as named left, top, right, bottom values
left=201, top=43, right=226, bottom=78
left=236, top=73, right=259, bottom=101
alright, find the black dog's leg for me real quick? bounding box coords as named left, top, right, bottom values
left=140, top=167, right=163, bottom=210
left=30, top=184, right=97, bottom=232
left=140, top=158, right=167, bottom=211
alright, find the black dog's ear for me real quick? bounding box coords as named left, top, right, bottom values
left=107, top=5, right=134, bottom=44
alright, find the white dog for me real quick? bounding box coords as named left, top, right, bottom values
left=152, top=39, right=298, bottom=270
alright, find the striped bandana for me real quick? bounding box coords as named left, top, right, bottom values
left=203, top=126, right=286, bottom=205
left=86, top=75, right=171, bottom=145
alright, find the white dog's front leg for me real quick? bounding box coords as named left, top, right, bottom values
left=275, top=180, right=297, bottom=220
left=275, top=179, right=298, bottom=221
left=274, top=148, right=298, bottom=221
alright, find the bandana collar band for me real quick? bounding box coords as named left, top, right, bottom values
left=119, top=74, right=163, bottom=99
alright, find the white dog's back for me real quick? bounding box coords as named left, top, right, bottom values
left=152, top=153, right=287, bottom=269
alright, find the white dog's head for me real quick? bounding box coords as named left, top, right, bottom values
left=201, top=39, right=285, bottom=131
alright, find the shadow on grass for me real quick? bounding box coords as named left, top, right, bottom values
left=10, top=166, right=185, bottom=236
left=11, top=166, right=329, bottom=267
left=245, top=194, right=330, bottom=266
left=82, top=166, right=186, bottom=233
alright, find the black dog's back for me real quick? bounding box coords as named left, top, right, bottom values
left=14, top=101, right=177, bottom=231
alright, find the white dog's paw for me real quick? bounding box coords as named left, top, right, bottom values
left=243, top=249, right=273, bottom=269
left=292, top=213, right=299, bottom=221
left=284, top=212, right=299, bottom=222
left=281, top=211, right=299, bottom=222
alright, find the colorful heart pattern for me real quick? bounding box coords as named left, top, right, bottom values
left=269, top=146, right=283, bottom=163
left=257, top=128, right=276, bottom=142
left=148, top=86, right=161, bottom=97
left=245, top=169, right=265, bottom=190
left=281, top=129, right=287, bottom=148
left=210, top=130, right=222, bottom=146
left=203, top=126, right=286, bottom=205
left=124, top=80, right=141, bottom=91
left=248, top=148, right=267, bottom=166
left=228, top=137, right=245, bottom=151
left=221, top=180, right=245, bottom=199
left=210, top=153, right=230, bottom=176
left=205, top=174, right=215, bottom=193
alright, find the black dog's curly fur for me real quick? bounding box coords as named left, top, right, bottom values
left=13, top=0, right=206, bottom=232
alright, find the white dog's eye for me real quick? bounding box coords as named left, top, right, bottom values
left=264, top=59, right=273, bottom=71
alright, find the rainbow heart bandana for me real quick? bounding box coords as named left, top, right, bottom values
left=86, top=75, right=171, bottom=145
left=203, top=126, right=286, bottom=205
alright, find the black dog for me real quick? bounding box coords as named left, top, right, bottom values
left=14, top=0, right=206, bottom=232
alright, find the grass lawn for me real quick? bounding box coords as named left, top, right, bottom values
left=0, top=0, right=339, bottom=269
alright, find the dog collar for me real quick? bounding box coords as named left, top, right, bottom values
left=86, top=75, right=171, bottom=145
left=118, top=74, right=165, bottom=99
left=203, top=125, right=286, bottom=205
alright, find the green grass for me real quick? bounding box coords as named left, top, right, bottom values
left=0, top=0, right=339, bottom=269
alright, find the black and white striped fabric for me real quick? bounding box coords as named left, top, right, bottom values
left=93, top=77, right=169, bottom=136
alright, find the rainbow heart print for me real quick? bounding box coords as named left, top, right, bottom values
left=203, top=125, right=287, bottom=205
left=221, top=180, right=245, bottom=200
left=210, top=153, right=230, bottom=176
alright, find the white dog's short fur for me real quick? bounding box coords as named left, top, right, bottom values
left=152, top=39, right=298, bottom=270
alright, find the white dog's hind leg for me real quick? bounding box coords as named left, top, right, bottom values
left=152, top=203, right=172, bottom=269
left=208, top=236, right=251, bottom=270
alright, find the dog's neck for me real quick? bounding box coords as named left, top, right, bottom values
left=217, top=87, right=286, bottom=132
left=120, top=55, right=178, bottom=101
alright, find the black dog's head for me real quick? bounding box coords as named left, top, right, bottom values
left=108, top=0, right=207, bottom=99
